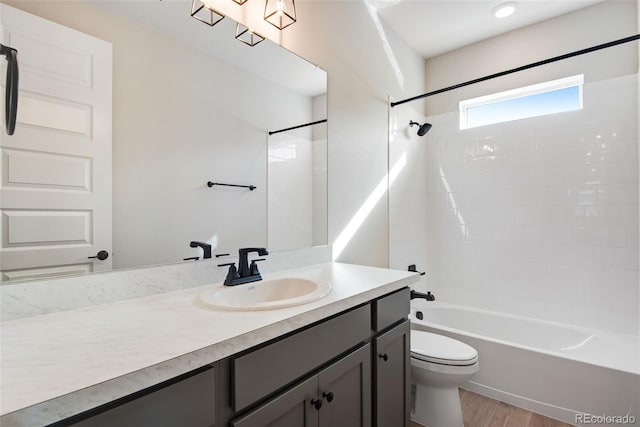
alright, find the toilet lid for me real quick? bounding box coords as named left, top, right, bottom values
left=411, top=330, right=478, bottom=366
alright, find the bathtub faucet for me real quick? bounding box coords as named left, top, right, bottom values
left=411, top=290, right=435, bottom=301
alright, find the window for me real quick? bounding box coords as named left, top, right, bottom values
left=459, top=74, right=583, bottom=129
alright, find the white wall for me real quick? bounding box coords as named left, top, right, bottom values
left=5, top=0, right=314, bottom=268
left=209, top=0, right=428, bottom=267
left=424, top=0, right=638, bottom=116
left=391, top=0, right=639, bottom=334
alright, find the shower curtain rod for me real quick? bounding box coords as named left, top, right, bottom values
left=268, top=119, right=327, bottom=135
left=390, top=34, right=640, bottom=108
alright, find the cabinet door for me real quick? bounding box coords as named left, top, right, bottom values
left=374, top=320, right=410, bottom=427
left=231, top=375, right=319, bottom=427
left=318, top=344, right=372, bottom=427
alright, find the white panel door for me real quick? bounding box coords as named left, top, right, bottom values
left=0, top=4, right=112, bottom=281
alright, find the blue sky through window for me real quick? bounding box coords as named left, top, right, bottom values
left=460, top=75, right=584, bottom=129
left=466, top=86, right=581, bottom=128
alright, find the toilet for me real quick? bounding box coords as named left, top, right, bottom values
left=410, top=330, right=479, bottom=427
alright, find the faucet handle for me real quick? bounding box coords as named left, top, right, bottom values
left=218, top=262, right=239, bottom=285
left=249, top=258, right=266, bottom=276
left=408, top=264, right=426, bottom=276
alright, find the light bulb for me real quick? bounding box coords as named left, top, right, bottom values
left=492, top=2, right=518, bottom=18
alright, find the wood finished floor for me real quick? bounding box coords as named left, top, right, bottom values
left=410, top=389, right=575, bottom=427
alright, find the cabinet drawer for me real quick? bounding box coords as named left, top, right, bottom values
left=372, top=287, right=409, bottom=333
left=71, top=367, right=216, bottom=427
left=232, top=304, right=371, bottom=411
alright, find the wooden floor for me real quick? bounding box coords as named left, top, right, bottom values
left=410, top=389, right=575, bottom=427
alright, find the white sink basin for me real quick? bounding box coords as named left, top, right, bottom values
left=197, top=277, right=332, bottom=311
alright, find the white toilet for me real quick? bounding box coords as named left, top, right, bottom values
left=410, top=330, right=479, bottom=427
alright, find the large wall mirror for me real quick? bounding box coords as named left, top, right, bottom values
left=0, top=0, right=327, bottom=282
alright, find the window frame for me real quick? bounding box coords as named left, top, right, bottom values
left=459, top=74, right=584, bottom=130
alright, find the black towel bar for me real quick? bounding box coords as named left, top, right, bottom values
left=207, top=181, right=256, bottom=191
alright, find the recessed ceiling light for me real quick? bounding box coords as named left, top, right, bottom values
left=492, top=2, right=518, bottom=18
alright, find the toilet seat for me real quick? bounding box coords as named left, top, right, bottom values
left=411, top=330, right=478, bottom=366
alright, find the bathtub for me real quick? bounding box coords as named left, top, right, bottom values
left=410, top=301, right=640, bottom=426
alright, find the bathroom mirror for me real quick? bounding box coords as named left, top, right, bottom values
left=0, top=0, right=327, bottom=282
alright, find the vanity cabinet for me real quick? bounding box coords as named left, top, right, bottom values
left=69, top=367, right=216, bottom=427
left=372, top=288, right=411, bottom=427
left=373, top=320, right=410, bottom=427
left=231, top=344, right=371, bottom=427
left=230, top=305, right=371, bottom=412
left=59, top=287, right=410, bottom=427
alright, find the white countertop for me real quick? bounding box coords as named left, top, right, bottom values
left=0, top=262, right=418, bottom=426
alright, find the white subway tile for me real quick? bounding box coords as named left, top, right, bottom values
left=570, top=185, right=599, bottom=206
left=391, top=75, right=638, bottom=335
left=544, top=187, right=573, bottom=206
left=543, top=166, right=584, bottom=187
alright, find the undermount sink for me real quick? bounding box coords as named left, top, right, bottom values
left=197, top=277, right=332, bottom=311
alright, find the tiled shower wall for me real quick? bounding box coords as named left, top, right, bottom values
left=417, top=74, right=638, bottom=335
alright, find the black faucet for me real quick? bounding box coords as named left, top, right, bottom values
left=219, top=247, right=269, bottom=286
left=410, top=290, right=435, bottom=301
left=190, top=241, right=212, bottom=259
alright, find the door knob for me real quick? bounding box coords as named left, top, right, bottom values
left=88, top=250, right=109, bottom=261
left=378, top=353, right=389, bottom=362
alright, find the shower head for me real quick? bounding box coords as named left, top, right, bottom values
left=409, top=120, right=432, bottom=136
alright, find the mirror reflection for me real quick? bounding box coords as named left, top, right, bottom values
left=268, top=112, right=327, bottom=252
left=0, top=0, right=327, bottom=282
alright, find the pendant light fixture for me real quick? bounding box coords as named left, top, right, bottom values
left=191, top=0, right=225, bottom=26
left=264, top=0, right=296, bottom=30
left=231, top=0, right=249, bottom=4
left=235, top=23, right=265, bottom=46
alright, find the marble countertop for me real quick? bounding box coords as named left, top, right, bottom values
left=0, top=262, right=418, bottom=426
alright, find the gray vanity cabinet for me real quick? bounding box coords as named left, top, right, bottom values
left=373, top=320, right=411, bottom=427
left=59, top=287, right=411, bottom=427
left=372, top=287, right=411, bottom=427
left=69, top=367, right=216, bottom=427
left=231, top=344, right=371, bottom=427
left=230, top=304, right=371, bottom=413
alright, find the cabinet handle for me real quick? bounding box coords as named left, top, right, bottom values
left=310, top=398, right=323, bottom=410
left=322, top=391, right=334, bottom=403
left=378, top=353, right=389, bottom=362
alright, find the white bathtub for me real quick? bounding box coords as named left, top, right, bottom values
left=410, top=301, right=640, bottom=426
